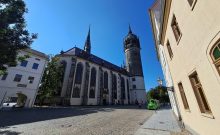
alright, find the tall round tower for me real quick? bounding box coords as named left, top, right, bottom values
left=124, top=26, right=143, bottom=76
left=124, top=26, right=146, bottom=104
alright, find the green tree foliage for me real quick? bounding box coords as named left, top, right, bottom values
left=16, top=92, right=27, bottom=107
left=0, top=0, right=37, bottom=74
left=37, top=57, right=64, bottom=105
left=147, top=86, right=170, bottom=103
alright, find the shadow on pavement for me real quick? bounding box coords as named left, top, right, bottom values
left=0, top=105, right=147, bottom=127
left=158, top=105, right=172, bottom=110
left=0, top=130, right=22, bottom=135
left=0, top=107, right=112, bottom=127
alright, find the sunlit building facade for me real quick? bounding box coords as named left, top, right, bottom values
left=150, top=0, right=220, bottom=134
left=0, top=49, right=48, bottom=108
left=56, top=28, right=146, bottom=105
left=149, top=0, right=181, bottom=120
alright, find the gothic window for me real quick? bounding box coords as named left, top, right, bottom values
left=121, top=77, right=125, bottom=100
left=75, top=63, right=83, bottom=84
left=171, top=15, right=182, bottom=42
left=72, top=62, right=83, bottom=98
left=104, top=71, right=108, bottom=90
left=72, top=87, right=80, bottom=98
left=127, top=79, right=130, bottom=101
left=189, top=72, right=212, bottom=114
left=211, top=42, right=220, bottom=76
left=89, top=67, right=96, bottom=98
left=113, top=74, right=117, bottom=99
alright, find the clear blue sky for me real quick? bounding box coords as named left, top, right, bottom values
left=24, top=0, right=163, bottom=91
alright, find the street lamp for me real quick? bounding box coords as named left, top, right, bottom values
left=157, top=77, right=174, bottom=92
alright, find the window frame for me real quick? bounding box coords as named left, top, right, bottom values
left=104, top=71, right=108, bottom=90
left=20, top=60, right=28, bottom=67
left=89, top=67, right=97, bottom=98
left=171, top=15, right=182, bottom=43
left=14, top=74, right=22, bottom=82
left=210, top=41, right=220, bottom=76
left=178, top=82, right=190, bottom=110
left=121, top=77, right=126, bottom=100
left=72, top=62, right=83, bottom=98
left=32, top=63, right=39, bottom=70
left=28, top=76, right=35, bottom=84
left=166, top=40, right=174, bottom=59
left=189, top=72, right=212, bottom=115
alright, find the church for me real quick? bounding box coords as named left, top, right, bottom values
left=57, top=26, right=146, bottom=105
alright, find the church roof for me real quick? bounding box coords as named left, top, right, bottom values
left=58, top=47, right=129, bottom=76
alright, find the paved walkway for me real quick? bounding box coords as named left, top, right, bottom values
left=0, top=106, right=154, bottom=135
left=135, top=108, right=182, bottom=135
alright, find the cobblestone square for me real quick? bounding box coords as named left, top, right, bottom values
left=0, top=106, right=154, bottom=135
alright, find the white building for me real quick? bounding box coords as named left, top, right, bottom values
left=56, top=27, right=146, bottom=106
left=149, top=0, right=181, bottom=119
left=0, top=48, right=48, bottom=108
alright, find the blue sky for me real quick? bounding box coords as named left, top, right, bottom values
left=24, top=0, right=163, bottom=91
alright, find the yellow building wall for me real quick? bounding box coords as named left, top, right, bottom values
left=163, top=0, right=220, bottom=135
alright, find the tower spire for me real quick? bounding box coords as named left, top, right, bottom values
left=128, top=24, right=132, bottom=34
left=84, top=26, right=91, bottom=54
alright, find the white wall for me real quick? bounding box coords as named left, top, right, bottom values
left=158, top=44, right=180, bottom=119
left=130, top=76, right=146, bottom=104
left=60, top=56, right=131, bottom=105
left=0, top=50, right=47, bottom=108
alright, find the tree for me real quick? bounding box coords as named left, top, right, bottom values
left=147, top=86, right=170, bottom=103
left=0, top=0, right=37, bottom=75
left=37, top=57, right=64, bottom=105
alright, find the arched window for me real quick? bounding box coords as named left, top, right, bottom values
left=113, top=74, right=117, bottom=99
left=104, top=71, right=108, bottom=90
left=72, top=62, right=83, bottom=98
left=211, top=42, right=220, bottom=75
left=121, top=77, right=125, bottom=100
left=89, top=68, right=96, bottom=98
left=127, top=79, right=130, bottom=102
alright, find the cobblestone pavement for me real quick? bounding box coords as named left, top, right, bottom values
left=0, top=106, right=154, bottom=135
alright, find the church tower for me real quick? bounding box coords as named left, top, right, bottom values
left=84, top=27, right=91, bottom=54
left=124, top=25, right=146, bottom=103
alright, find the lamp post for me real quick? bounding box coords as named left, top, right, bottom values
left=158, top=77, right=174, bottom=92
